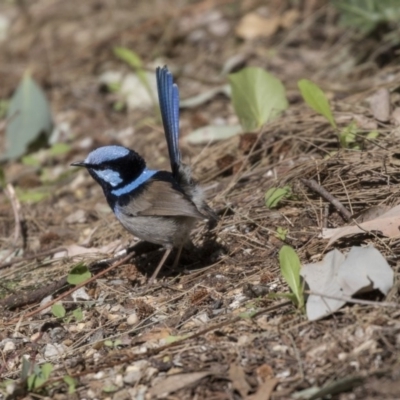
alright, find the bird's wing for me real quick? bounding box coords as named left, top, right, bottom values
left=156, top=66, right=181, bottom=179
left=118, top=179, right=204, bottom=219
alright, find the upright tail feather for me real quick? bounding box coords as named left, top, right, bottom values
left=156, top=66, right=181, bottom=178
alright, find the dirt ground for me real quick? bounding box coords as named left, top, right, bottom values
left=0, top=0, right=400, bottom=399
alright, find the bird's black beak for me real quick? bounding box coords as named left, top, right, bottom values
left=71, top=161, right=86, bottom=167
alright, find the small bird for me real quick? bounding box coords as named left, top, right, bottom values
left=72, top=66, right=216, bottom=282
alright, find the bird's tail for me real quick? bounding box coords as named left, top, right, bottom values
left=156, top=66, right=181, bottom=179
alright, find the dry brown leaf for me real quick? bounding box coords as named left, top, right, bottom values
left=136, top=327, right=171, bottom=343
left=355, top=205, right=390, bottom=224
left=229, top=362, right=251, bottom=398
left=338, top=246, right=393, bottom=296
left=280, top=9, right=299, bottom=28
left=148, top=371, right=211, bottom=397
left=301, top=246, right=394, bottom=321
left=322, top=204, right=400, bottom=246
left=256, top=364, right=274, bottom=381
left=247, top=378, right=279, bottom=400
left=369, top=88, right=391, bottom=122
left=301, top=249, right=346, bottom=321
left=53, top=240, right=123, bottom=259
left=236, top=13, right=280, bottom=40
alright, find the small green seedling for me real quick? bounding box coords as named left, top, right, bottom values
left=63, top=376, right=76, bottom=394
left=72, top=308, right=83, bottom=322
left=278, top=245, right=304, bottom=310
left=298, top=79, right=336, bottom=129
left=27, top=362, right=53, bottom=392
left=51, top=304, right=84, bottom=323
left=67, top=263, right=91, bottom=285
left=51, top=303, right=66, bottom=319
left=113, top=47, right=157, bottom=110
left=265, top=186, right=291, bottom=209
left=104, top=339, right=122, bottom=348
left=275, top=227, right=288, bottom=241
left=334, top=0, right=400, bottom=35
left=298, top=79, right=380, bottom=149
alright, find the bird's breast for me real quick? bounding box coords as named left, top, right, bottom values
left=113, top=205, right=196, bottom=247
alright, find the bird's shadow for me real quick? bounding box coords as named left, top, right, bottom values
left=128, top=221, right=225, bottom=280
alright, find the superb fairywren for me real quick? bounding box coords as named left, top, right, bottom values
left=72, top=66, right=216, bottom=282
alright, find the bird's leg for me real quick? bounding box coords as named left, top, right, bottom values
left=148, top=247, right=172, bottom=284
left=172, top=245, right=183, bottom=269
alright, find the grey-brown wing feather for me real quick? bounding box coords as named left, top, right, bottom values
left=121, top=180, right=205, bottom=219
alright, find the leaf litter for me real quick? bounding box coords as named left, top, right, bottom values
left=0, top=1, right=400, bottom=399
left=301, top=246, right=394, bottom=321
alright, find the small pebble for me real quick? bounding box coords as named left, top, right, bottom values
left=127, top=313, right=139, bottom=325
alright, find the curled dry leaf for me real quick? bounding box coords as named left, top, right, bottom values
left=301, top=246, right=394, bottom=321
left=322, top=204, right=400, bottom=246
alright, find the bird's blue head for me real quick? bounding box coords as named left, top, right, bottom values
left=71, top=145, right=148, bottom=195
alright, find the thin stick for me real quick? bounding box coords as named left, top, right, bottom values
left=301, top=178, right=352, bottom=221
left=44, top=300, right=292, bottom=383
left=0, top=247, right=67, bottom=270
left=4, top=183, right=22, bottom=244
left=5, top=253, right=134, bottom=325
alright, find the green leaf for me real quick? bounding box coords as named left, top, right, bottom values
left=103, top=385, right=118, bottom=393
left=67, top=263, right=91, bottom=285
left=48, top=143, right=71, bottom=156
left=268, top=292, right=297, bottom=302
left=32, top=376, right=46, bottom=389
left=265, top=186, right=291, bottom=208
left=186, top=124, right=242, bottom=144
left=15, top=188, right=50, bottom=203
left=21, top=154, right=40, bottom=167
left=334, top=0, right=400, bottom=34
left=228, top=67, right=288, bottom=131
left=278, top=245, right=304, bottom=309
left=72, top=308, right=83, bottom=322
left=4, top=71, right=53, bottom=160
left=27, top=374, right=36, bottom=391
left=41, top=363, right=53, bottom=380
left=51, top=303, right=66, bottom=318
left=164, top=334, right=188, bottom=344
left=104, top=340, right=113, bottom=347
left=0, top=167, right=6, bottom=189
left=0, top=99, right=9, bottom=119
left=63, top=376, right=76, bottom=394
left=107, top=81, right=121, bottom=93
left=298, top=79, right=336, bottom=128
left=113, top=47, right=157, bottom=107
left=366, top=130, right=379, bottom=139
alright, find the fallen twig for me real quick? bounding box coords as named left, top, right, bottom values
left=301, top=178, right=352, bottom=221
